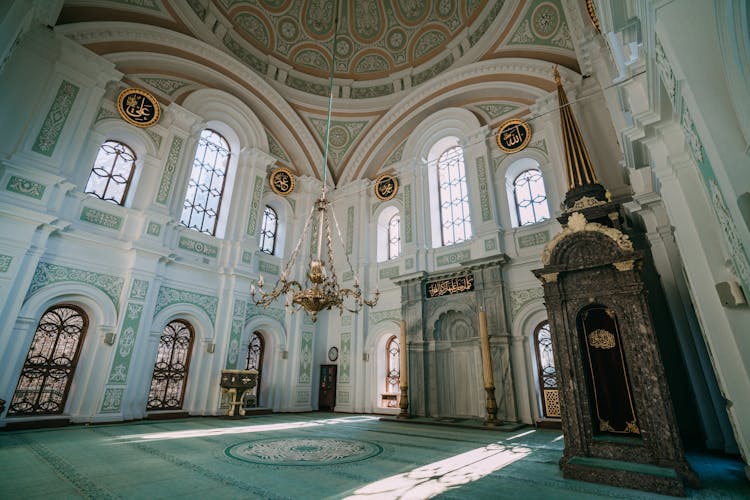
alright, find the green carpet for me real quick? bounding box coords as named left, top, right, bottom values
left=0, top=413, right=747, bottom=499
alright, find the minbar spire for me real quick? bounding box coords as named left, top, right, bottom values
left=554, top=66, right=608, bottom=210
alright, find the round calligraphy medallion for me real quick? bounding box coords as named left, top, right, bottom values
left=374, top=173, right=398, bottom=201
left=117, top=88, right=160, bottom=128
left=495, top=119, right=532, bottom=153
left=270, top=167, right=295, bottom=196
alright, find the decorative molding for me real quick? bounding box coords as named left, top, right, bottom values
left=405, top=257, right=414, bottom=269
left=403, top=184, right=413, bottom=244
left=146, top=221, right=161, bottom=236
left=346, top=206, right=354, bottom=255
left=436, top=249, right=471, bottom=267
left=542, top=213, right=633, bottom=265
left=106, top=302, right=144, bottom=385
left=100, top=388, right=124, bottom=413
left=370, top=308, right=401, bottom=324
left=476, top=157, right=491, bottom=221
left=242, top=251, right=253, bottom=264
left=258, top=259, right=279, bottom=276
left=517, top=230, right=550, bottom=248
left=178, top=235, right=218, bottom=258
left=225, top=298, right=247, bottom=369
left=27, top=262, right=124, bottom=309
left=297, top=330, right=313, bottom=384
left=140, top=77, right=190, bottom=96
left=155, top=285, right=218, bottom=324
left=509, top=287, right=544, bottom=319
left=80, top=207, right=123, bottom=230
left=6, top=176, right=46, bottom=199
left=339, top=332, right=351, bottom=384
left=32, top=80, right=79, bottom=156
left=0, top=254, right=13, bottom=272
left=129, top=279, right=149, bottom=300
left=246, top=175, right=264, bottom=235
left=379, top=266, right=400, bottom=279
left=484, top=238, right=497, bottom=251
left=155, top=136, right=183, bottom=205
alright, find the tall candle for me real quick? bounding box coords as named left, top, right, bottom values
left=400, top=320, right=408, bottom=389
left=479, top=310, right=494, bottom=389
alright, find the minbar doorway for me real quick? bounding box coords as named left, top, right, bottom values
left=318, top=365, right=337, bottom=411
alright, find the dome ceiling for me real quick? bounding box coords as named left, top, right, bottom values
left=210, top=0, right=492, bottom=98
left=57, top=0, right=584, bottom=184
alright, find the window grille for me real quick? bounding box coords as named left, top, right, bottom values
left=513, top=168, right=550, bottom=225
left=259, top=206, right=278, bottom=255
left=147, top=320, right=194, bottom=410
left=85, top=140, right=136, bottom=205
left=437, top=146, right=472, bottom=245
left=387, top=213, right=401, bottom=260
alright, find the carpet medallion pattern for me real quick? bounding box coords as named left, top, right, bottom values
left=225, top=437, right=383, bottom=466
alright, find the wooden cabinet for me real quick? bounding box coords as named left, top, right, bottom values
left=318, top=364, right=337, bottom=411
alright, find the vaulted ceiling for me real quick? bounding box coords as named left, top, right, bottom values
left=57, top=0, right=584, bottom=184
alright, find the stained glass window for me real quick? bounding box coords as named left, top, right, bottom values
left=259, top=206, right=278, bottom=255
left=513, top=168, right=549, bottom=225
left=385, top=335, right=400, bottom=396
left=8, top=305, right=88, bottom=416
left=147, top=320, right=194, bottom=411
left=534, top=320, right=560, bottom=418
left=437, top=146, right=472, bottom=245
left=85, top=140, right=136, bottom=205
left=180, top=129, right=230, bottom=235
left=387, top=213, right=401, bottom=260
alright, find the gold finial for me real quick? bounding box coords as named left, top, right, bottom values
left=553, top=65, right=561, bottom=86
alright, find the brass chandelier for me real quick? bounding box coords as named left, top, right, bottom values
left=251, top=2, right=379, bottom=322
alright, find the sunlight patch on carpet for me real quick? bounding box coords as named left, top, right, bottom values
left=345, top=442, right=532, bottom=499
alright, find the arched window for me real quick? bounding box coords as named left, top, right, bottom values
left=385, top=335, right=400, bottom=398
left=244, top=331, right=265, bottom=408
left=181, top=129, right=230, bottom=235
left=259, top=206, right=278, bottom=255
left=387, top=213, right=401, bottom=260
left=147, top=320, right=194, bottom=411
left=85, top=140, right=136, bottom=205
left=8, top=305, right=88, bottom=416
left=534, top=320, right=559, bottom=418
left=437, top=145, right=472, bottom=245
left=513, top=168, right=549, bottom=226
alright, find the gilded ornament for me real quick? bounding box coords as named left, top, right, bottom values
left=374, top=173, right=398, bottom=201
left=541, top=212, right=634, bottom=265
left=495, top=119, right=532, bottom=153
left=568, top=195, right=606, bottom=212
left=588, top=329, right=616, bottom=349
left=613, top=260, right=635, bottom=271
left=117, top=88, right=160, bottom=128
left=625, top=420, right=641, bottom=434
left=269, top=167, right=295, bottom=196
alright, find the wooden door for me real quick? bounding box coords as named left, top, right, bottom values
left=318, top=364, right=337, bottom=411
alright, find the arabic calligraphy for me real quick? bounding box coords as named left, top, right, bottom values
left=426, top=275, right=474, bottom=297
left=374, top=173, right=398, bottom=201
left=495, top=119, right=531, bottom=153
left=117, top=88, right=160, bottom=128
left=270, top=168, right=295, bottom=196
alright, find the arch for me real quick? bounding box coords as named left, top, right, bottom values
left=364, top=320, right=401, bottom=412
left=146, top=319, right=195, bottom=410
left=242, top=314, right=287, bottom=409
left=259, top=193, right=294, bottom=258
left=6, top=283, right=119, bottom=419
left=376, top=204, right=400, bottom=262
left=7, top=304, right=89, bottom=416
left=495, top=149, right=557, bottom=229
left=512, top=297, right=550, bottom=423
left=533, top=319, right=559, bottom=419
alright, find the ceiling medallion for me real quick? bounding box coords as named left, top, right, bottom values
left=269, top=167, right=295, bottom=196
left=117, top=88, right=160, bottom=128
left=374, top=173, right=398, bottom=201
left=496, top=119, right=532, bottom=153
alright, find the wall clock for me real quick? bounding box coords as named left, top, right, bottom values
left=328, top=346, right=339, bottom=362
left=117, top=88, right=160, bottom=128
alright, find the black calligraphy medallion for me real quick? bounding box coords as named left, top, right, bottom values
left=117, top=88, right=160, bottom=128
left=374, top=173, right=398, bottom=201
left=270, top=167, right=295, bottom=196
left=495, top=119, right=531, bottom=153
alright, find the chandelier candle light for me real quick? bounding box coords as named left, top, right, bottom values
left=251, top=1, right=379, bottom=322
